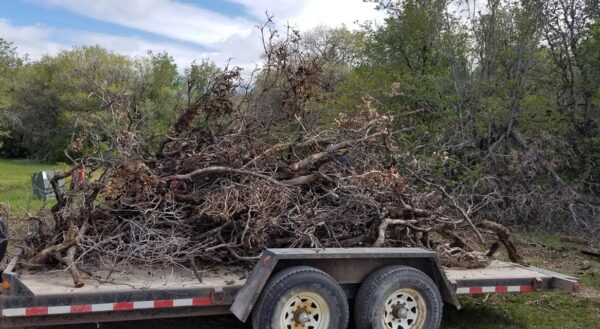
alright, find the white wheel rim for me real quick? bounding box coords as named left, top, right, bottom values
left=279, top=291, right=330, bottom=329
left=382, top=288, right=427, bottom=329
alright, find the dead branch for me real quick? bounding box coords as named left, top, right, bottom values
left=165, top=166, right=292, bottom=188
left=479, top=220, right=525, bottom=264
left=581, top=248, right=600, bottom=259
left=289, top=132, right=386, bottom=171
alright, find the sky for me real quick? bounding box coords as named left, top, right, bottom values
left=0, top=0, right=386, bottom=70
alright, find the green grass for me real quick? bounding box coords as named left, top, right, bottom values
left=444, top=293, right=600, bottom=328
left=443, top=232, right=597, bottom=328
left=535, top=234, right=564, bottom=249
left=0, top=159, right=68, bottom=215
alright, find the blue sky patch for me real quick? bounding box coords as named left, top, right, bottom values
left=0, top=0, right=230, bottom=50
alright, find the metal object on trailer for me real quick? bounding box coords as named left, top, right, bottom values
left=30, top=170, right=64, bottom=201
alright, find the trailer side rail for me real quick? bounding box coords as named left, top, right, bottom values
left=2, top=295, right=216, bottom=317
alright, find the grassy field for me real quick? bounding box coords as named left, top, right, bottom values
left=444, top=293, right=600, bottom=328
left=0, top=158, right=599, bottom=328
left=0, top=159, right=67, bottom=215
left=443, top=233, right=600, bottom=328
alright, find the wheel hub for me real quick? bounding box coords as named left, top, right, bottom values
left=293, top=307, right=311, bottom=324
left=391, top=303, right=408, bottom=320
left=382, top=288, right=426, bottom=329
left=279, top=292, right=330, bottom=329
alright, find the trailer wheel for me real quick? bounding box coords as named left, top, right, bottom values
left=251, top=266, right=349, bottom=329
left=354, top=266, right=443, bottom=329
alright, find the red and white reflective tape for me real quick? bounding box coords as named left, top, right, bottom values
left=2, top=297, right=212, bottom=317
left=456, top=285, right=535, bottom=294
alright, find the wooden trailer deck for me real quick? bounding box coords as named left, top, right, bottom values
left=15, top=260, right=578, bottom=296
left=17, top=266, right=248, bottom=295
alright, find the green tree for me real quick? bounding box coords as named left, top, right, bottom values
left=1, top=44, right=223, bottom=160
left=0, top=38, right=23, bottom=151
left=130, top=51, right=179, bottom=144
left=336, top=0, right=600, bottom=229
left=183, top=59, right=221, bottom=107
left=3, top=46, right=134, bottom=160
left=336, top=0, right=465, bottom=154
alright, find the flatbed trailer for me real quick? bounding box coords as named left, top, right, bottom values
left=0, top=247, right=579, bottom=329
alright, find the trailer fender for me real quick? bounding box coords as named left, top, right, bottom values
left=230, top=248, right=460, bottom=322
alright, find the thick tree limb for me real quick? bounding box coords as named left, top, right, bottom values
left=166, top=166, right=292, bottom=188
left=374, top=218, right=425, bottom=247
left=281, top=173, right=319, bottom=186
left=242, top=137, right=333, bottom=169
left=65, top=245, right=84, bottom=288
left=581, top=248, right=600, bottom=259
left=289, top=132, right=386, bottom=171
left=26, top=225, right=79, bottom=267
left=479, top=220, right=524, bottom=264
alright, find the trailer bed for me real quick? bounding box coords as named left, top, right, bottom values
left=18, top=266, right=247, bottom=296
left=14, top=260, right=578, bottom=297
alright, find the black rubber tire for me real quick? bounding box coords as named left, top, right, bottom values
left=0, top=217, right=7, bottom=264
left=251, top=266, right=349, bottom=329
left=354, top=266, right=443, bottom=329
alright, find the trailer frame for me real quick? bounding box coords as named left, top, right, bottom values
left=0, top=247, right=580, bottom=328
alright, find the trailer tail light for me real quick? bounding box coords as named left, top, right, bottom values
left=2, top=279, right=9, bottom=290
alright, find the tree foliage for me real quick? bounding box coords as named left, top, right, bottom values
left=0, top=46, right=219, bottom=160
left=337, top=0, right=600, bottom=231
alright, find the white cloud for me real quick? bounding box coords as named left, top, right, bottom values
left=230, top=0, right=385, bottom=30
left=447, top=0, right=490, bottom=21
left=72, top=31, right=215, bottom=69
left=3, top=0, right=386, bottom=70
left=0, top=19, right=64, bottom=60
left=213, top=0, right=386, bottom=69
left=294, top=1, right=384, bottom=29
left=212, top=30, right=264, bottom=68
left=0, top=19, right=214, bottom=70
left=30, top=0, right=254, bottom=44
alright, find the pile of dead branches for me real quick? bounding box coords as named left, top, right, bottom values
left=20, top=97, right=522, bottom=286
left=17, top=21, right=523, bottom=287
